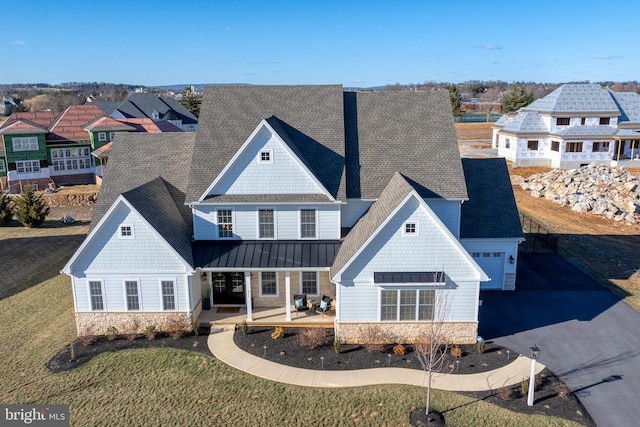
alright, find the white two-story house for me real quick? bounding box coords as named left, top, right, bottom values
left=493, top=84, right=640, bottom=169
left=63, top=85, right=523, bottom=344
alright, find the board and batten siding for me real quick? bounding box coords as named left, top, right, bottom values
left=338, top=197, right=480, bottom=322
left=193, top=204, right=340, bottom=240
left=71, top=203, right=191, bottom=274
left=73, top=274, right=190, bottom=312
left=209, top=127, right=326, bottom=196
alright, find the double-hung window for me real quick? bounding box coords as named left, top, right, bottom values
left=258, top=209, right=275, bottom=239
left=217, top=209, right=233, bottom=238
left=260, top=272, right=277, bottom=296
left=125, top=280, right=140, bottom=310
left=98, top=132, right=107, bottom=142
left=89, top=281, right=104, bottom=311
left=566, top=142, right=583, bottom=153
left=50, top=147, right=91, bottom=171
left=381, top=289, right=435, bottom=321
left=300, top=209, right=316, bottom=239
left=161, top=280, right=176, bottom=310
left=301, top=271, right=318, bottom=295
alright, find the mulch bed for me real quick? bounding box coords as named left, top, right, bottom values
left=234, top=327, right=511, bottom=373
left=47, top=329, right=213, bottom=373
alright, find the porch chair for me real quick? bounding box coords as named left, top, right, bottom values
left=315, top=295, right=332, bottom=317
left=293, top=294, right=309, bottom=317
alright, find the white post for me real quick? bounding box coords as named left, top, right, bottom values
left=245, top=272, right=253, bottom=321
left=527, top=358, right=536, bottom=406
left=285, top=271, right=291, bottom=321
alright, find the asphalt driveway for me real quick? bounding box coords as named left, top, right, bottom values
left=479, top=253, right=640, bottom=427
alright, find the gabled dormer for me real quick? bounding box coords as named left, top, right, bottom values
left=191, top=118, right=341, bottom=241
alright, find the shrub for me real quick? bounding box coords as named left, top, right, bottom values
left=0, top=193, right=13, bottom=226
left=105, top=326, right=118, bottom=341
left=271, top=326, right=284, bottom=340
left=450, top=345, right=463, bottom=358
left=145, top=324, right=157, bottom=340
left=497, top=386, right=517, bottom=401
left=333, top=338, right=341, bottom=354
left=393, top=343, right=406, bottom=356
left=553, top=379, right=572, bottom=399
left=296, top=328, right=329, bottom=349
left=165, top=313, right=188, bottom=339
left=240, top=319, right=248, bottom=335
left=359, top=324, right=388, bottom=353
left=14, top=185, right=50, bottom=228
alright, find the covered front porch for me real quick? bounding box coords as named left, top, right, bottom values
left=198, top=305, right=335, bottom=328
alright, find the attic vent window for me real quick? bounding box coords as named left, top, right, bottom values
left=403, top=222, right=418, bottom=235
left=119, top=224, right=134, bottom=238
left=258, top=149, right=273, bottom=164
left=152, top=110, right=160, bottom=120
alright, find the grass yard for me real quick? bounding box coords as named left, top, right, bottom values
left=0, top=226, right=582, bottom=425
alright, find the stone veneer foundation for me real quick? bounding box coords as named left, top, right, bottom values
left=336, top=321, right=478, bottom=345
left=75, top=311, right=192, bottom=336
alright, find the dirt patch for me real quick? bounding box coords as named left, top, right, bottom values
left=455, top=122, right=493, bottom=140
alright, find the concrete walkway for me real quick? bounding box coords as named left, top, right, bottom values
left=207, top=329, right=545, bottom=391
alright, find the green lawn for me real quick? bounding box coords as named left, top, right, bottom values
left=0, top=227, right=584, bottom=426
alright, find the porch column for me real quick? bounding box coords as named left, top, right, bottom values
left=245, top=271, right=253, bottom=321
left=285, top=271, right=291, bottom=321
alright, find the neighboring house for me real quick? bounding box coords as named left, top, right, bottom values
left=62, top=85, right=523, bottom=344
left=0, top=105, right=182, bottom=193
left=94, top=93, right=198, bottom=132
left=493, top=84, right=640, bottom=168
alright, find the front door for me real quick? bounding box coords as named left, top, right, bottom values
left=212, top=272, right=245, bottom=304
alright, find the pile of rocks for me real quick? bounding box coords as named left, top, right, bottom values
left=519, top=163, right=640, bottom=224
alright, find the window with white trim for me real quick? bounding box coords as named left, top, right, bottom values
left=258, top=149, right=272, bottom=164
left=403, top=222, right=418, bottom=235
left=260, top=272, right=278, bottom=296
left=217, top=209, right=233, bottom=238
left=12, top=136, right=39, bottom=151
left=15, top=160, right=40, bottom=174
left=300, top=209, right=316, bottom=238
left=380, top=289, right=435, bottom=321
left=89, top=281, right=104, bottom=311
left=98, top=132, right=107, bottom=142
left=109, top=132, right=116, bottom=141
left=301, top=271, right=319, bottom=295
left=50, top=147, right=91, bottom=171
left=125, top=280, right=140, bottom=310
left=119, top=224, right=134, bottom=238
left=161, top=280, right=176, bottom=310
left=0, top=160, right=5, bottom=172
left=258, top=209, right=275, bottom=238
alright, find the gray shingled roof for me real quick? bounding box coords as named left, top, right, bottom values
left=202, top=194, right=333, bottom=203
left=187, top=85, right=347, bottom=201
left=113, top=93, right=198, bottom=125
left=91, top=132, right=196, bottom=230
left=523, top=84, right=620, bottom=115
left=330, top=171, right=414, bottom=278
left=122, top=177, right=194, bottom=266
left=460, top=158, right=524, bottom=239
left=551, top=125, right=619, bottom=138
left=345, top=90, right=467, bottom=200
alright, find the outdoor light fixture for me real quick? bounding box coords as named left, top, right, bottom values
left=527, top=345, right=541, bottom=406
left=509, top=255, right=515, bottom=264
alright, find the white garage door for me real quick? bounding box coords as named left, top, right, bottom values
left=472, top=252, right=505, bottom=290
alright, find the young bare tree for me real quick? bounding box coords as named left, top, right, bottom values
left=413, top=287, right=452, bottom=422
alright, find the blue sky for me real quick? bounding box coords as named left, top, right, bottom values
left=2, top=0, right=637, bottom=87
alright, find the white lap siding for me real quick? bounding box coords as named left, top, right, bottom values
left=339, top=198, right=481, bottom=322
